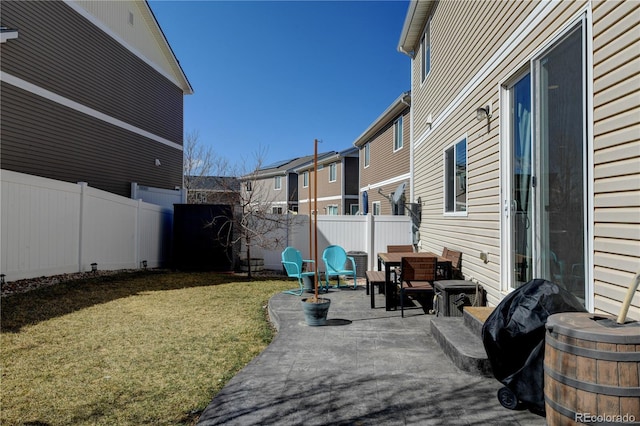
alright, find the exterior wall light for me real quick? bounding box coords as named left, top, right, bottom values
left=91, top=262, right=98, bottom=272
left=476, top=105, right=492, bottom=121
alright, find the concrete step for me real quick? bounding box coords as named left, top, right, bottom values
left=430, top=306, right=495, bottom=377
left=464, top=306, right=495, bottom=336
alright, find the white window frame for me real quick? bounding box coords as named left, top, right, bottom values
left=372, top=201, right=381, bottom=216
left=272, top=206, right=283, bottom=214
left=394, top=116, right=403, bottom=151
left=303, top=171, right=309, bottom=188
left=421, top=19, right=431, bottom=83
left=364, top=143, right=370, bottom=168
left=443, top=136, right=467, bottom=216
left=274, top=175, right=281, bottom=190
left=327, top=205, right=338, bottom=215
left=329, top=163, right=337, bottom=182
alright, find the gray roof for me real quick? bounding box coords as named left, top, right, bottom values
left=187, top=176, right=240, bottom=191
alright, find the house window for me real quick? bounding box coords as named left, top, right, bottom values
left=444, top=137, right=467, bottom=214
left=372, top=201, right=381, bottom=215
left=245, top=181, right=252, bottom=192
left=329, top=163, right=337, bottom=182
left=274, top=176, right=281, bottom=190
left=364, top=143, right=370, bottom=168
left=421, top=20, right=431, bottom=82
left=195, top=191, right=206, bottom=203
left=303, top=171, right=309, bottom=188
left=394, top=116, right=403, bottom=151
left=272, top=206, right=283, bottom=214
left=327, top=205, right=338, bottom=215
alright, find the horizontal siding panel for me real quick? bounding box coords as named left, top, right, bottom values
left=595, top=283, right=640, bottom=313
left=1, top=1, right=183, bottom=143
left=594, top=174, right=640, bottom=193
left=594, top=295, right=639, bottom=320
left=594, top=266, right=640, bottom=293
left=593, top=126, right=640, bottom=151
left=593, top=27, right=639, bottom=75
left=593, top=19, right=639, bottom=66
left=594, top=252, right=640, bottom=274
left=594, top=74, right=640, bottom=113
left=593, top=40, right=640, bottom=86
left=593, top=0, right=640, bottom=40
left=593, top=108, right=640, bottom=136
left=594, top=207, right=640, bottom=223
left=594, top=223, right=640, bottom=241
left=594, top=56, right=640, bottom=96
left=593, top=90, right=640, bottom=122
left=1, top=83, right=182, bottom=197
left=594, top=191, right=640, bottom=208
left=594, top=237, right=640, bottom=258
left=594, top=156, right=640, bottom=179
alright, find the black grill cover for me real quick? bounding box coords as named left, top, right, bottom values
left=481, top=279, right=586, bottom=411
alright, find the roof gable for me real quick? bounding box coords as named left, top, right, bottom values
left=70, top=0, right=192, bottom=94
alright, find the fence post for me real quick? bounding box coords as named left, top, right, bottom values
left=134, top=198, right=141, bottom=269
left=366, top=214, right=375, bottom=270
left=77, top=181, right=88, bottom=273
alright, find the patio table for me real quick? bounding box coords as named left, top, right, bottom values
left=377, top=252, right=452, bottom=311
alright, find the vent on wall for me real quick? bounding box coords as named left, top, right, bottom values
left=128, top=11, right=134, bottom=26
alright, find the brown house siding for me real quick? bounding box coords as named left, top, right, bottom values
left=360, top=109, right=410, bottom=186
left=1, top=83, right=182, bottom=197
left=1, top=0, right=183, bottom=143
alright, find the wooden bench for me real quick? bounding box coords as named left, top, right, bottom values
left=365, top=270, right=386, bottom=309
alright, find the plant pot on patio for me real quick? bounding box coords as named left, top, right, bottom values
left=301, top=297, right=331, bottom=326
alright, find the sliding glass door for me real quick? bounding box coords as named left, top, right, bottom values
left=504, top=20, right=587, bottom=304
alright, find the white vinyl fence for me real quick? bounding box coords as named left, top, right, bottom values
left=252, top=213, right=414, bottom=272
left=1, top=170, right=173, bottom=281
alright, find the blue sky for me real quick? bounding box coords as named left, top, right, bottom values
left=149, top=0, right=411, bottom=170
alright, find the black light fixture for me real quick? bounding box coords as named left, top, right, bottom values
left=0, top=274, right=5, bottom=285
left=476, top=105, right=492, bottom=121
left=141, top=260, right=148, bottom=269
left=91, top=263, right=98, bottom=272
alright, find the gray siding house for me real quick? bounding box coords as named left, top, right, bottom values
left=1, top=0, right=192, bottom=197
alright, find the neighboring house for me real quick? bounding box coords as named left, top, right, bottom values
left=296, top=147, right=359, bottom=215
left=240, top=155, right=318, bottom=214
left=186, top=176, right=240, bottom=205
left=353, top=92, right=411, bottom=216
left=398, top=1, right=639, bottom=317
left=1, top=0, right=192, bottom=198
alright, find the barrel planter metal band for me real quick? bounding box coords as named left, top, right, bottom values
left=544, top=312, right=640, bottom=426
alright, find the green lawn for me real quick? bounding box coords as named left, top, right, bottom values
left=1, top=271, right=293, bottom=425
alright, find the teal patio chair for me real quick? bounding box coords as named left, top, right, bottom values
left=322, top=245, right=357, bottom=290
left=281, top=246, right=316, bottom=296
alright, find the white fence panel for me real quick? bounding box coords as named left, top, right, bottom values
left=370, top=215, right=415, bottom=266
left=81, top=184, right=138, bottom=271
left=1, top=170, right=81, bottom=280
left=255, top=213, right=412, bottom=273
left=131, top=182, right=186, bottom=209
left=1, top=171, right=173, bottom=281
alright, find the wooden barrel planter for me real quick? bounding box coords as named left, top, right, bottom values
left=544, top=312, right=640, bottom=425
